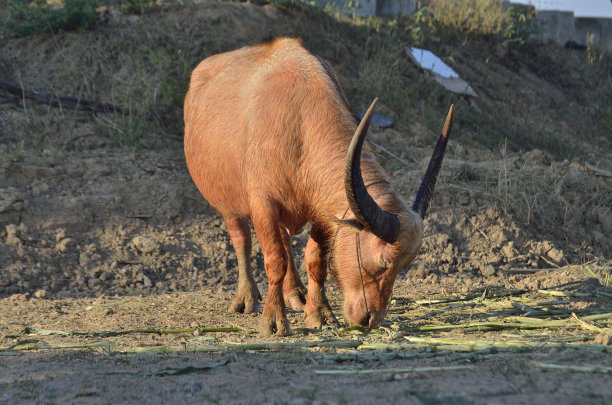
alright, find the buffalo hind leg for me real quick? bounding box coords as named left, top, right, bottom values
left=250, top=200, right=291, bottom=335
left=224, top=216, right=261, bottom=314
left=281, top=228, right=307, bottom=311
left=303, top=228, right=338, bottom=328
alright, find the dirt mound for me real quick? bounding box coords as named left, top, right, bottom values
left=1, top=136, right=609, bottom=300
left=0, top=1, right=611, bottom=301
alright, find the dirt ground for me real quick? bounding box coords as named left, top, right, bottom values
left=1, top=2, right=612, bottom=404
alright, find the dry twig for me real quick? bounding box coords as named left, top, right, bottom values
left=0, top=80, right=123, bottom=113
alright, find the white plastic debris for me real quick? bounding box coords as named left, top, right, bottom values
left=408, top=47, right=459, bottom=79
left=407, top=47, right=478, bottom=98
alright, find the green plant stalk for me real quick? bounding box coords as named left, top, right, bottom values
left=531, top=361, right=612, bottom=374
left=405, top=336, right=534, bottom=350
left=538, top=289, right=612, bottom=299
left=415, top=289, right=526, bottom=305
left=402, top=337, right=604, bottom=352
left=415, top=312, right=612, bottom=332
left=571, top=313, right=610, bottom=334
left=521, top=308, right=612, bottom=318
left=501, top=334, right=595, bottom=343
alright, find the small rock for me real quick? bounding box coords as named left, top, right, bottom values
left=490, top=228, right=508, bottom=248
left=356, top=110, right=393, bottom=128
left=458, top=191, right=471, bottom=206
left=522, top=149, right=551, bottom=166
left=569, top=161, right=588, bottom=178
left=594, top=333, right=612, bottom=345
left=5, top=224, right=22, bottom=245
left=55, top=229, right=67, bottom=243
left=126, top=14, right=140, bottom=23
left=34, top=289, right=47, bottom=299
left=501, top=242, right=516, bottom=259
left=0, top=187, right=25, bottom=213
left=87, top=278, right=101, bottom=289
left=591, top=230, right=605, bottom=244
left=31, top=183, right=50, bottom=197
left=480, top=265, right=496, bottom=277
left=218, top=260, right=228, bottom=271
left=412, top=262, right=430, bottom=279
left=56, top=238, right=77, bottom=252
left=142, top=275, right=152, bottom=288
left=84, top=163, right=112, bottom=178
left=10, top=200, right=24, bottom=212
left=132, top=236, right=159, bottom=254
left=547, top=248, right=564, bottom=263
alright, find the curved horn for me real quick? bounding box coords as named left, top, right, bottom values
left=345, top=98, right=400, bottom=243
left=412, top=104, right=454, bottom=219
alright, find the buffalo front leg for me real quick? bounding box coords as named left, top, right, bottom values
left=224, top=216, right=261, bottom=314
left=304, top=230, right=338, bottom=328
left=281, top=228, right=307, bottom=311
left=250, top=201, right=291, bottom=335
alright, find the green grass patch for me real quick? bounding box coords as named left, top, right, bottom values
left=1, top=0, right=99, bottom=37
left=586, top=262, right=612, bottom=288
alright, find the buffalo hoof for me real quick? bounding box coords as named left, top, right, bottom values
left=228, top=289, right=261, bottom=314
left=284, top=287, right=306, bottom=311
left=259, top=311, right=291, bottom=336
left=304, top=302, right=338, bottom=329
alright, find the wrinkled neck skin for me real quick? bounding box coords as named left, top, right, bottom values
left=326, top=178, right=424, bottom=328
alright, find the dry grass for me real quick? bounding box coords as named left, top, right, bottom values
left=413, top=0, right=531, bottom=39
left=0, top=1, right=610, bottom=255
left=3, top=287, right=610, bottom=364
left=1, top=1, right=609, bottom=156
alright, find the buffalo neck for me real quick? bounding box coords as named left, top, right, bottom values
left=304, top=139, right=404, bottom=235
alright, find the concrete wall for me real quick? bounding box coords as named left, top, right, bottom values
left=376, top=0, right=416, bottom=17
left=533, top=10, right=575, bottom=46
left=575, top=17, right=612, bottom=50
left=310, top=0, right=377, bottom=17
left=503, top=1, right=612, bottom=51
left=317, top=0, right=611, bottom=51
left=311, top=0, right=415, bottom=17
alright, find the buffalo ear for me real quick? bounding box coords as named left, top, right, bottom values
left=330, top=216, right=364, bottom=233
